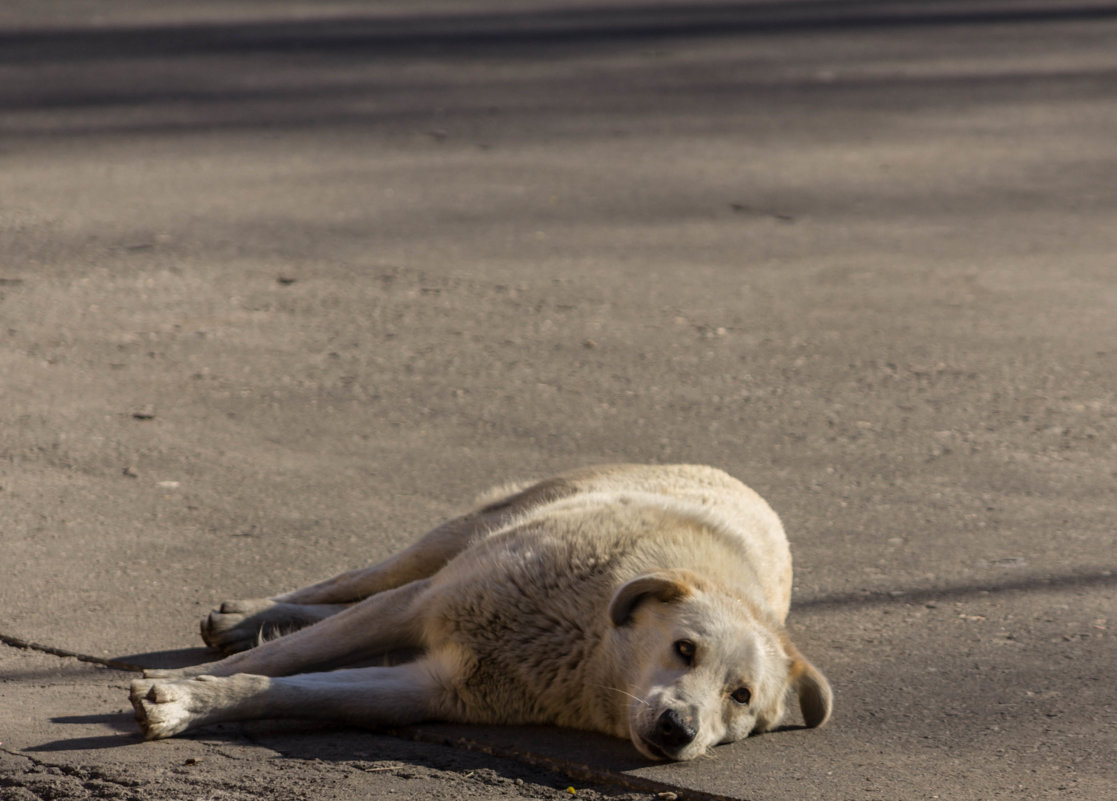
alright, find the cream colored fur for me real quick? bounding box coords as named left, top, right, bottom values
left=130, top=464, right=831, bottom=761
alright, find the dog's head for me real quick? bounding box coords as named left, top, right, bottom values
left=608, top=570, right=831, bottom=761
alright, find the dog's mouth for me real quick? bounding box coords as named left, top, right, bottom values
left=634, top=734, right=672, bottom=761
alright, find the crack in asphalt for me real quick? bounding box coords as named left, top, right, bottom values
left=0, top=747, right=146, bottom=801
left=0, top=632, right=145, bottom=672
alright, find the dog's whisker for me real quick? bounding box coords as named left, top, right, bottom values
left=597, top=685, right=650, bottom=707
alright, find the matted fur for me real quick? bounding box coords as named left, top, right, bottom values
left=130, top=464, right=831, bottom=761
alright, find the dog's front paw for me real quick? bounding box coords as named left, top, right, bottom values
left=130, top=677, right=211, bottom=739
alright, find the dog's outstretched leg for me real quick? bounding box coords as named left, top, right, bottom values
left=198, top=516, right=494, bottom=650
left=197, top=522, right=475, bottom=651
left=156, top=579, right=430, bottom=679
left=199, top=477, right=580, bottom=650
left=131, top=660, right=452, bottom=740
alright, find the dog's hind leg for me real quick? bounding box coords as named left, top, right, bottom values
left=173, top=579, right=430, bottom=679
left=200, top=518, right=485, bottom=650
left=131, top=659, right=454, bottom=740
left=200, top=476, right=579, bottom=650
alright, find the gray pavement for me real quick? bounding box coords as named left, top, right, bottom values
left=2, top=1, right=1115, bottom=799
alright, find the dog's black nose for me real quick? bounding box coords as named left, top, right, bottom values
left=653, top=708, right=697, bottom=751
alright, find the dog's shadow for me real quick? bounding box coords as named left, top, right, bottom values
left=108, top=646, right=217, bottom=671
left=37, top=717, right=657, bottom=795
left=246, top=720, right=660, bottom=776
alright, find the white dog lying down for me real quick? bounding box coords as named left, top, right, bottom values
left=131, top=464, right=831, bottom=761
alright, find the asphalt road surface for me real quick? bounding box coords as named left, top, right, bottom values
left=2, top=2, right=1115, bottom=799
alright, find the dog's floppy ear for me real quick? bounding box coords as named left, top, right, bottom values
left=608, top=571, right=694, bottom=627
left=785, top=642, right=832, bottom=728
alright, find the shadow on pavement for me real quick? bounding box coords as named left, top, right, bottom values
left=796, top=567, right=1117, bottom=612
left=24, top=733, right=140, bottom=753
left=107, top=646, right=216, bottom=671
left=4, top=0, right=1117, bottom=142
left=4, top=2, right=1117, bottom=63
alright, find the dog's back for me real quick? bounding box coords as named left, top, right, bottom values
left=464, top=464, right=793, bottom=618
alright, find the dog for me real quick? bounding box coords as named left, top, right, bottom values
left=130, top=464, right=831, bottom=761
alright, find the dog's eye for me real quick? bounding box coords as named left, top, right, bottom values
left=673, top=639, right=696, bottom=664
left=730, top=687, right=752, bottom=705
